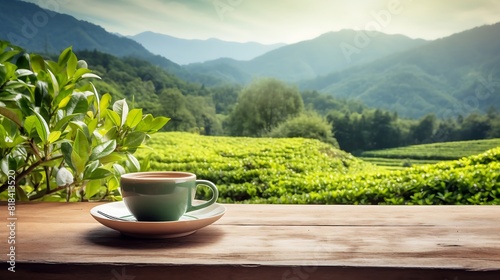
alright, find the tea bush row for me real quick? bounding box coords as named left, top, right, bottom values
left=361, top=138, right=500, bottom=160
left=137, top=132, right=500, bottom=205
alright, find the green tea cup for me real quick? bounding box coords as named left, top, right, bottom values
left=120, top=171, right=219, bottom=221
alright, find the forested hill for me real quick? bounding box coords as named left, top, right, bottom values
left=300, top=22, right=500, bottom=118
left=0, top=0, right=182, bottom=74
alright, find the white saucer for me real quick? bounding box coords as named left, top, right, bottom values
left=90, top=201, right=225, bottom=238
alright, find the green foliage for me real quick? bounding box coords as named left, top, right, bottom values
left=268, top=111, right=339, bottom=147
left=0, top=42, right=169, bottom=201
left=76, top=50, right=222, bottom=135
left=227, top=78, right=304, bottom=136
left=138, top=132, right=500, bottom=205
left=361, top=138, right=500, bottom=160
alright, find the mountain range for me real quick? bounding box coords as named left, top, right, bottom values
left=184, top=30, right=428, bottom=83
left=129, top=31, right=285, bottom=65
left=1, top=0, right=499, bottom=119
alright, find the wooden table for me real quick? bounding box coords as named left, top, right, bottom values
left=2, top=202, right=500, bottom=279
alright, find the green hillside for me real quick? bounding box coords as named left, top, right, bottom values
left=302, top=22, right=500, bottom=118
left=136, top=132, right=500, bottom=205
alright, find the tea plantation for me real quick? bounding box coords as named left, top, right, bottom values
left=360, top=138, right=500, bottom=169
left=136, top=132, right=500, bottom=205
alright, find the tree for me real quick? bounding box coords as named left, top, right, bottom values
left=459, top=113, right=491, bottom=140
left=410, top=114, right=436, bottom=144
left=158, top=88, right=195, bottom=131
left=227, top=78, right=303, bottom=136
left=268, top=112, right=339, bottom=147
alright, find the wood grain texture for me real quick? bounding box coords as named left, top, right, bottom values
left=1, top=202, right=500, bottom=279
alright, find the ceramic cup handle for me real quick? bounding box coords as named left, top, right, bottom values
left=188, top=180, right=219, bottom=212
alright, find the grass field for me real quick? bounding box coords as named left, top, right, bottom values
left=360, top=138, right=500, bottom=169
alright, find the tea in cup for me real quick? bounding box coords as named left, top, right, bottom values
left=120, top=171, right=219, bottom=221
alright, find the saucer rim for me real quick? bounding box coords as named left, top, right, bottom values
left=89, top=201, right=225, bottom=238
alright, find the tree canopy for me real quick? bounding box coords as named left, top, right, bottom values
left=227, top=78, right=304, bottom=136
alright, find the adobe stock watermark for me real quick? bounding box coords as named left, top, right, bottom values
left=213, top=0, right=244, bottom=20
left=111, top=267, right=136, bottom=280
left=7, top=0, right=70, bottom=47
left=6, top=170, right=16, bottom=273
left=340, top=0, right=413, bottom=63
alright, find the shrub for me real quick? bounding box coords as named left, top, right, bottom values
left=268, top=112, right=339, bottom=147
left=0, top=41, right=169, bottom=201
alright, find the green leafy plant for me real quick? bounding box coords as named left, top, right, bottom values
left=0, top=41, right=169, bottom=201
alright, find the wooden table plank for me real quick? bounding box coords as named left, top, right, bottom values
left=1, top=202, right=500, bottom=280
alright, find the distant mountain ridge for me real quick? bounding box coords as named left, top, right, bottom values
left=183, top=30, right=428, bottom=85
left=0, top=0, right=182, bottom=73
left=300, top=23, right=500, bottom=118
left=129, top=31, right=285, bottom=65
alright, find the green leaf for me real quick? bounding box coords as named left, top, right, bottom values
left=48, top=131, right=61, bottom=144
left=107, top=176, right=119, bottom=192
left=46, top=69, right=59, bottom=97
left=85, top=179, right=102, bottom=200
left=135, top=114, right=154, bottom=132
left=72, top=67, right=92, bottom=82
left=54, top=113, right=80, bottom=131
left=81, top=73, right=101, bottom=79
left=89, top=140, right=116, bottom=161
left=0, top=155, right=18, bottom=175
left=113, top=99, right=129, bottom=126
left=58, top=46, right=73, bottom=66
left=23, top=116, right=36, bottom=137
left=123, top=131, right=146, bottom=148
left=89, top=83, right=100, bottom=118
left=34, top=81, right=49, bottom=107
left=125, top=153, right=141, bottom=173
left=16, top=95, right=32, bottom=118
left=70, top=149, right=85, bottom=175
left=87, top=117, right=98, bottom=134
left=31, top=109, right=50, bottom=144
left=0, top=48, right=22, bottom=64
left=125, top=108, right=142, bottom=128
left=66, top=92, right=88, bottom=115
left=30, top=54, right=46, bottom=74
left=150, top=116, right=170, bottom=131
left=140, top=153, right=152, bottom=172
left=0, top=106, right=22, bottom=128
left=67, top=52, right=77, bottom=78
left=15, top=69, right=33, bottom=77
left=86, top=167, right=112, bottom=180
left=56, top=167, right=74, bottom=186
left=113, top=163, right=126, bottom=175
left=69, top=121, right=90, bottom=140
left=99, top=93, right=112, bottom=115
left=58, top=94, right=72, bottom=109
left=73, top=129, right=90, bottom=164
left=83, top=160, right=99, bottom=179
left=0, top=62, right=17, bottom=85
left=61, top=142, right=75, bottom=170
left=106, top=109, right=121, bottom=127
left=99, top=152, right=126, bottom=164
left=102, top=126, right=118, bottom=142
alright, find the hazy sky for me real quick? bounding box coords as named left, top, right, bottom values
left=23, top=0, right=500, bottom=44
